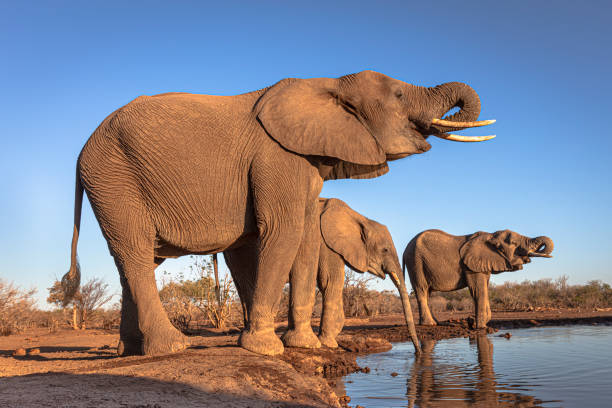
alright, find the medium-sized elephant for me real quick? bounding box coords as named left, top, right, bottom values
left=227, top=198, right=421, bottom=353
left=316, top=198, right=420, bottom=352
left=403, top=229, right=553, bottom=328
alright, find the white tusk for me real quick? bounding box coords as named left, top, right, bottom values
left=431, top=118, right=496, bottom=128
left=528, top=252, right=553, bottom=258
left=433, top=133, right=496, bottom=142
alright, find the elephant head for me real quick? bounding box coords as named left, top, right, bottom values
left=255, top=70, right=495, bottom=180
left=320, top=198, right=421, bottom=353
left=460, top=230, right=554, bottom=273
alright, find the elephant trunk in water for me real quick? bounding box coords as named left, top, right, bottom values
left=389, top=269, right=421, bottom=354
left=528, top=236, right=554, bottom=257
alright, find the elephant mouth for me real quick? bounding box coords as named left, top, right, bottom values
left=429, top=118, right=496, bottom=142
left=386, top=152, right=413, bottom=160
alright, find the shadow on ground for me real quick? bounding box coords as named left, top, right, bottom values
left=0, top=372, right=326, bottom=408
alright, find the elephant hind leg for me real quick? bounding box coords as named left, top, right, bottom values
left=224, top=240, right=258, bottom=330
left=416, top=287, right=436, bottom=326
left=94, top=199, right=188, bottom=356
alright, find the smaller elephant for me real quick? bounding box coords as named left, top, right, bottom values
left=403, top=229, right=553, bottom=328
left=227, top=197, right=421, bottom=353
left=316, top=198, right=419, bottom=352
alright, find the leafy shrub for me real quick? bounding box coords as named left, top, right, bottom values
left=48, top=277, right=114, bottom=329
left=0, top=279, right=37, bottom=336
left=342, top=268, right=403, bottom=318
left=158, top=255, right=241, bottom=331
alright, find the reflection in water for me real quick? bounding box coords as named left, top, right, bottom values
left=406, top=335, right=543, bottom=407
left=343, top=326, right=612, bottom=408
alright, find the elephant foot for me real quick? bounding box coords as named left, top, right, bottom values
left=282, top=328, right=321, bottom=349
left=117, top=337, right=143, bottom=356
left=318, top=335, right=338, bottom=349
left=420, top=319, right=437, bottom=326
left=142, top=326, right=190, bottom=356
left=239, top=329, right=284, bottom=356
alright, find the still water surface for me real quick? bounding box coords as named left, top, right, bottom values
left=340, top=325, right=612, bottom=407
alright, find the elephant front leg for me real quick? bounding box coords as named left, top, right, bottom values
left=317, top=263, right=345, bottom=348
left=467, top=272, right=490, bottom=329
left=238, top=223, right=304, bottom=356
left=281, top=199, right=321, bottom=349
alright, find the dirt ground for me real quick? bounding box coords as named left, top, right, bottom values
left=2, top=310, right=611, bottom=407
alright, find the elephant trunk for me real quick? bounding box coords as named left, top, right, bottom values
left=529, top=236, right=554, bottom=257
left=424, top=82, right=482, bottom=133
left=389, top=268, right=421, bottom=354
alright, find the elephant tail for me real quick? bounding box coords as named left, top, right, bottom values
left=61, top=164, right=83, bottom=305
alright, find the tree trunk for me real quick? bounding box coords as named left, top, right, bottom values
left=72, top=305, right=79, bottom=330
left=80, top=309, right=86, bottom=330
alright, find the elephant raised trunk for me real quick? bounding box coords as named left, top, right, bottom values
left=431, top=82, right=482, bottom=129
left=419, top=82, right=496, bottom=142
left=528, top=236, right=554, bottom=257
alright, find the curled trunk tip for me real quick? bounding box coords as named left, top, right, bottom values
left=532, top=236, right=554, bottom=254
left=427, top=82, right=482, bottom=134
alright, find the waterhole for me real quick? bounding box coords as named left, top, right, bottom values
left=339, top=325, right=612, bottom=407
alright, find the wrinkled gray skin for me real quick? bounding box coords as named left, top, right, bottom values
left=62, top=70, right=486, bottom=356
left=403, top=229, right=553, bottom=328
left=227, top=198, right=421, bottom=353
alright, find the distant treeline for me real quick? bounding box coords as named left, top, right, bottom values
left=440, top=276, right=612, bottom=312
left=2, top=274, right=611, bottom=336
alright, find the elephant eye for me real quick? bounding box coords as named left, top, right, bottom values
left=383, top=247, right=389, bottom=253
left=395, top=89, right=403, bottom=98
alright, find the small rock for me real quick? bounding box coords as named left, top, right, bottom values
left=529, top=319, right=540, bottom=325
left=390, top=372, right=399, bottom=377
left=28, top=348, right=40, bottom=355
left=498, top=332, right=512, bottom=339
left=12, top=348, right=26, bottom=356
left=361, top=366, right=370, bottom=373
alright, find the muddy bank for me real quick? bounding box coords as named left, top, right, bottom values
left=1, top=311, right=611, bottom=407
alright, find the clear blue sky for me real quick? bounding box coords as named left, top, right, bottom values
left=1, top=1, right=611, bottom=307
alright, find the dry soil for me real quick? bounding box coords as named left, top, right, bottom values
left=2, top=310, right=611, bottom=407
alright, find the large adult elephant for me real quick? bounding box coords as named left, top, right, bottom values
left=62, top=70, right=494, bottom=356
left=403, top=229, right=553, bottom=328
left=227, top=197, right=422, bottom=353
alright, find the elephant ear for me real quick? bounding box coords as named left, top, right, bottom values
left=256, top=78, right=387, bottom=166
left=460, top=232, right=509, bottom=273
left=320, top=199, right=368, bottom=272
